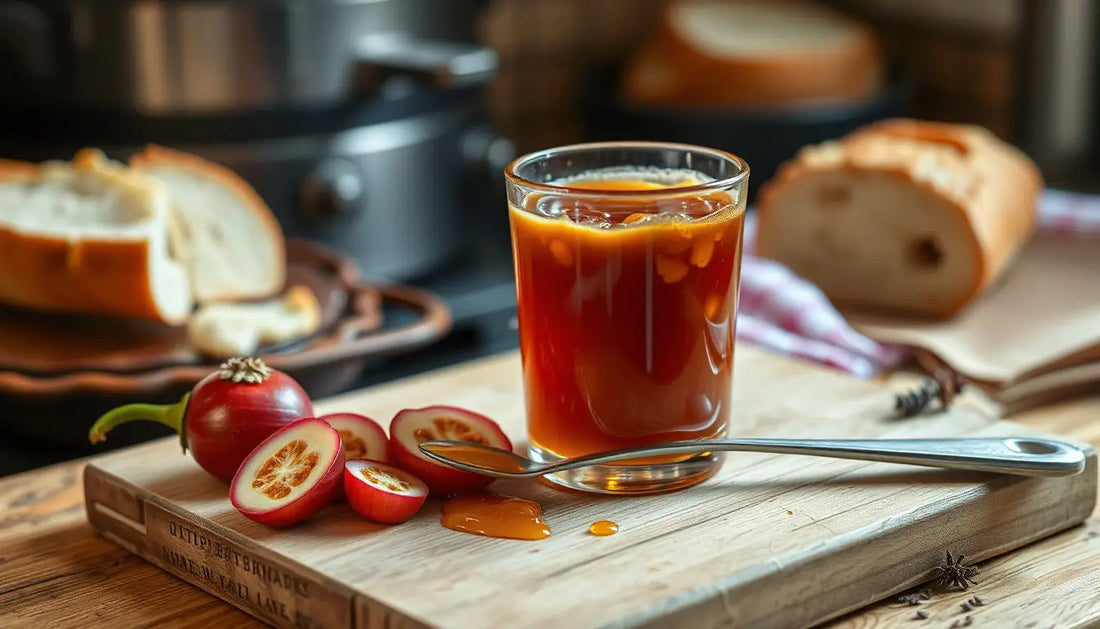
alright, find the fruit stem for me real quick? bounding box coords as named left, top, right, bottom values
left=88, top=394, right=188, bottom=445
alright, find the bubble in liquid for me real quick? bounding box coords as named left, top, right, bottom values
left=533, top=196, right=615, bottom=228
left=568, top=206, right=614, bottom=229
left=617, top=211, right=696, bottom=228
left=534, top=196, right=569, bottom=218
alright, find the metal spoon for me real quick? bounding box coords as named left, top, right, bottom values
left=419, top=436, right=1088, bottom=479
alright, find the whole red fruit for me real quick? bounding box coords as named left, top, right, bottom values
left=90, top=357, right=313, bottom=481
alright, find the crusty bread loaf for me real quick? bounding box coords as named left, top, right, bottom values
left=0, top=149, right=193, bottom=324
left=130, top=145, right=285, bottom=304
left=187, top=285, right=321, bottom=358
left=756, top=119, right=1042, bottom=318
left=621, top=0, right=883, bottom=108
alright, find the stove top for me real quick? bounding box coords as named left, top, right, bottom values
left=353, top=235, right=521, bottom=387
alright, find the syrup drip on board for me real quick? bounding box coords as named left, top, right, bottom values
left=588, top=520, right=619, bottom=536
left=441, top=492, right=551, bottom=540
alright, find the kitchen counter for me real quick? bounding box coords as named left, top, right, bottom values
left=2, top=365, right=1100, bottom=628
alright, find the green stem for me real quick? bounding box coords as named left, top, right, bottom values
left=89, top=394, right=189, bottom=445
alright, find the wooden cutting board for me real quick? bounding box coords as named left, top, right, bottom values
left=83, top=347, right=1097, bottom=629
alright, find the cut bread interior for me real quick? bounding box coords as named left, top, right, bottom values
left=670, top=0, right=868, bottom=58
left=621, top=0, right=881, bottom=107
left=760, top=170, right=979, bottom=316
left=0, top=150, right=192, bottom=323
left=131, top=145, right=285, bottom=304
left=187, top=285, right=321, bottom=358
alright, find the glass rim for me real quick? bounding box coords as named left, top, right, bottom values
left=504, top=141, right=750, bottom=197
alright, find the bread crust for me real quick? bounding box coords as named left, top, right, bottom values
left=0, top=151, right=191, bottom=324
left=283, top=284, right=322, bottom=331
left=0, top=231, right=178, bottom=322
left=0, top=159, right=36, bottom=180
left=622, top=0, right=882, bottom=107
left=757, top=119, right=1043, bottom=318
left=129, top=144, right=286, bottom=301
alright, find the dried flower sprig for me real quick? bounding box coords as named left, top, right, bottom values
left=895, top=369, right=967, bottom=417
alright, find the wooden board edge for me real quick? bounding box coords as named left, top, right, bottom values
left=353, top=595, right=438, bottom=629
left=83, top=462, right=368, bottom=629
left=621, top=449, right=1099, bottom=629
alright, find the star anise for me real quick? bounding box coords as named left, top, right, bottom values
left=934, top=551, right=979, bottom=591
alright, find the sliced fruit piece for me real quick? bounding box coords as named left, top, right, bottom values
left=230, top=417, right=344, bottom=526
left=320, top=413, right=388, bottom=462
left=320, top=412, right=389, bottom=500
left=344, top=460, right=428, bottom=524
left=389, top=406, right=512, bottom=495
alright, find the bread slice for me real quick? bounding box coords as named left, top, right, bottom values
left=621, top=0, right=883, bottom=107
left=0, top=149, right=192, bottom=324
left=756, top=119, right=1042, bottom=318
left=130, top=145, right=285, bottom=304
left=187, top=285, right=321, bottom=358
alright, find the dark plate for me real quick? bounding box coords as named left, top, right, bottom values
left=0, top=239, right=451, bottom=450
left=0, top=240, right=353, bottom=375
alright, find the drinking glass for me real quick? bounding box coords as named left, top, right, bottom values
left=505, top=142, right=749, bottom=494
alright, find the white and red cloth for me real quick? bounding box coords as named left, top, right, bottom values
left=736, top=190, right=1100, bottom=378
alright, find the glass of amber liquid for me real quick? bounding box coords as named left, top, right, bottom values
left=505, top=142, right=748, bottom=494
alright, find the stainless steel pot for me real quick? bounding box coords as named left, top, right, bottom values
left=150, top=109, right=511, bottom=281
left=1013, top=0, right=1100, bottom=188
left=0, top=0, right=494, bottom=115
left=0, top=0, right=511, bottom=281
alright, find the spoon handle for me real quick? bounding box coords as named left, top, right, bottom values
left=558, top=437, right=1087, bottom=477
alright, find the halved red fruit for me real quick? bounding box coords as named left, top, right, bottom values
left=344, top=460, right=428, bottom=524
left=320, top=413, right=388, bottom=462
left=320, top=412, right=389, bottom=500
left=230, top=417, right=344, bottom=526
left=389, top=406, right=512, bottom=495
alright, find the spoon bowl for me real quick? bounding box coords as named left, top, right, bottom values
left=419, top=436, right=1088, bottom=481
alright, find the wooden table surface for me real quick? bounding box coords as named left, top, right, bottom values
left=3, top=359, right=1100, bottom=629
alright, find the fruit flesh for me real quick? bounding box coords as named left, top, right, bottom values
left=251, top=439, right=320, bottom=500
left=389, top=406, right=512, bottom=495
left=339, top=430, right=373, bottom=459
left=344, top=460, right=427, bottom=524
left=230, top=419, right=343, bottom=526
left=360, top=466, right=412, bottom=493
left=321, top=414, right=387, bottom=462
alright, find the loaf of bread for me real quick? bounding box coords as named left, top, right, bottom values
left=756, top=119, right=1043, bottom=318
left=130, top=145, right=285, bottom=304
left=187, top=285, right=321, bottom=358
left=0, top=149, right=193, bottom=323
left=621, top=0, right=883, bottom=108
left=0, top=146, right=287, bottom=324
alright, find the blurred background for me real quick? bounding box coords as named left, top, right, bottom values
left=0, top=0, right=1096, bottom=474
left=485, top=0, right=1095, bottom=189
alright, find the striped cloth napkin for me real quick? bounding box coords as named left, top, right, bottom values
left=736, top=189, right=1100, bottom=378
